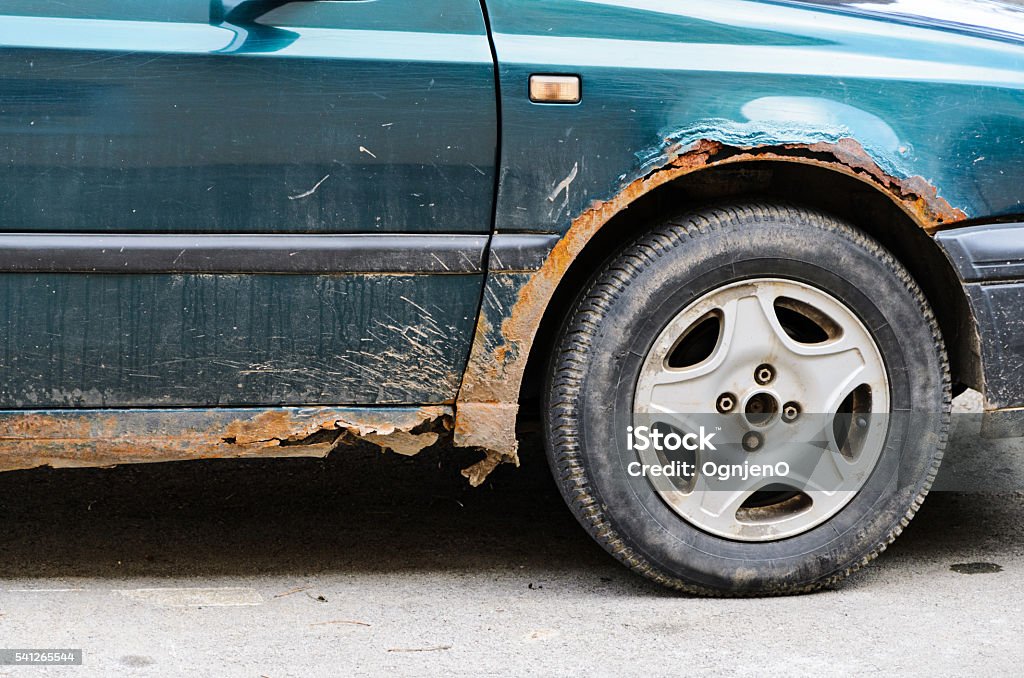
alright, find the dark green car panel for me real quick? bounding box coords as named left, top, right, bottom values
left=0, top=0, right=497, bottom=235
left=0, top=272, right=483, bottom=407
left=0, top=0, right=497, bottom=407
left=0, top=0, right=1023, bottom=478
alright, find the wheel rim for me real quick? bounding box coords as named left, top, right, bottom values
left=633, top=278, right=890, bottom=541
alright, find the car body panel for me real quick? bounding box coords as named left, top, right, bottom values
left=937, top=222, right=1024, bottom=410
left=0, top=272, right=482, bottom=407
left=453, top=0, right=1024, bottom=463
left=1, top=0, right=1023, bottom=482
left=937, top=222, right=1024, bottom=282
left=0, top=0, right=497, bottom=234
left=484, top=0, right=1024, bottom=238
left=962, top=281, right=1024, bottom=411
left=0, top=0, right=496, bottom=407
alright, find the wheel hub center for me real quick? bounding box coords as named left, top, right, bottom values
left=742, top=390, right=780, bottom=427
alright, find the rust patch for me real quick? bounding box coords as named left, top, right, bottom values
left=461, top=447, right=518, bottom=487
left=0, top=406, right=450, bottom=473
left=740, top=138, right=967, bottom=229
left=454, top=137, right=968, bottom=480
left=454, top=401, right=520, bottom=486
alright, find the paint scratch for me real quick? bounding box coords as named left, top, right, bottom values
left=547, top=162, right=579, bottom=203
left=288, top=174, right=331, bottom=201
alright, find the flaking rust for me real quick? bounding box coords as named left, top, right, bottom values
left=0, top=406, right=451, bottom=473
left=454, top=137, right=969, bottom=482
left=0, top=139, right=970, bottom=487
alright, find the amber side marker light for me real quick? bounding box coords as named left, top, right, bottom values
left=529, top=74, right=581, bottom=103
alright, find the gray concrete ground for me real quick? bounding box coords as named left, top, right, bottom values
left=0, top=392, right=1021, bottom=677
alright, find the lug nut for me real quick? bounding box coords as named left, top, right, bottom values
left=782, top=402, right=801, bottom=423
left=716, top=393, right=737, bottom=413
left=742, top=431, right=763, bottom=452
left=755, top=363, right=775, bottom=385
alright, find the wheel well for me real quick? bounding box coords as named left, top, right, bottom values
left=518, top=161, right=979, bottom=420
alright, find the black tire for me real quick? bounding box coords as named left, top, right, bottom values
left=544, top=202, right=951, bottom=596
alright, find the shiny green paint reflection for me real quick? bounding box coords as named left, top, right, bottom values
left=0, top=17, right=493, bottom=62
left=0, top=0, right=496, bottom=235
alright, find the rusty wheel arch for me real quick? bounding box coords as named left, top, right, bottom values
left=454, top=138, right=977, bottom=485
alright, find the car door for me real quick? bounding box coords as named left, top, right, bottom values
left=0, top=0, right=497, bottom=407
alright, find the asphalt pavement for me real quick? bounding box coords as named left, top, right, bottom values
left=0, top=392, right=1020, bottom=676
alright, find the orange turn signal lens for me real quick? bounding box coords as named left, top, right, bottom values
left=529, top=75, right=581, bottom=104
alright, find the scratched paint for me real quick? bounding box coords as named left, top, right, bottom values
left=0, top=274, right=482, bottom=407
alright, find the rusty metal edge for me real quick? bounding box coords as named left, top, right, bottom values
left=0, top=406, right=452, bottom=473
left=453, top=137, right=970, bottom=483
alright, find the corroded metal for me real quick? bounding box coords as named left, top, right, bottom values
left=0, top=406, right=451, bottom=473
left=454, top=138, right=970, bottom=480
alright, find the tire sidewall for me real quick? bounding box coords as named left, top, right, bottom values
left=565, top=210, right=946, bottom=592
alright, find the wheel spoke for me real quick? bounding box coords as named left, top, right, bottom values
left=788, top=339, right=870, bottom=416
left=647, top=367, right=727, bottom=414
left=689, top=462, right=772, bottom=534
left=724, top=292, right=782, bottom=359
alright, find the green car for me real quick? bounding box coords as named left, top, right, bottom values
left=1, top=0, right=1023, bottom=595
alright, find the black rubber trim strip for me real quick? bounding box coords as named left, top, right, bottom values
left=936, top=222, right=1024, bottom=282
left=0, top=233, right=488, bottom=274
left=489, top=233, right=560, bottom=271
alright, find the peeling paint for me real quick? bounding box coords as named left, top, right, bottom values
left=645, top=117, right=908, bottom=179
left=0, top=406, right=450, bottom=473
left=454, top=136, right=969, bottom=480
left=461, top=445, right=519, bottom=487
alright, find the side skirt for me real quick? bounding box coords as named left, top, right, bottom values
left=0, top=406, right=451, bottom=472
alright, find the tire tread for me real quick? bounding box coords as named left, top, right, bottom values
left=545, top=202, right=951, bottom=596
